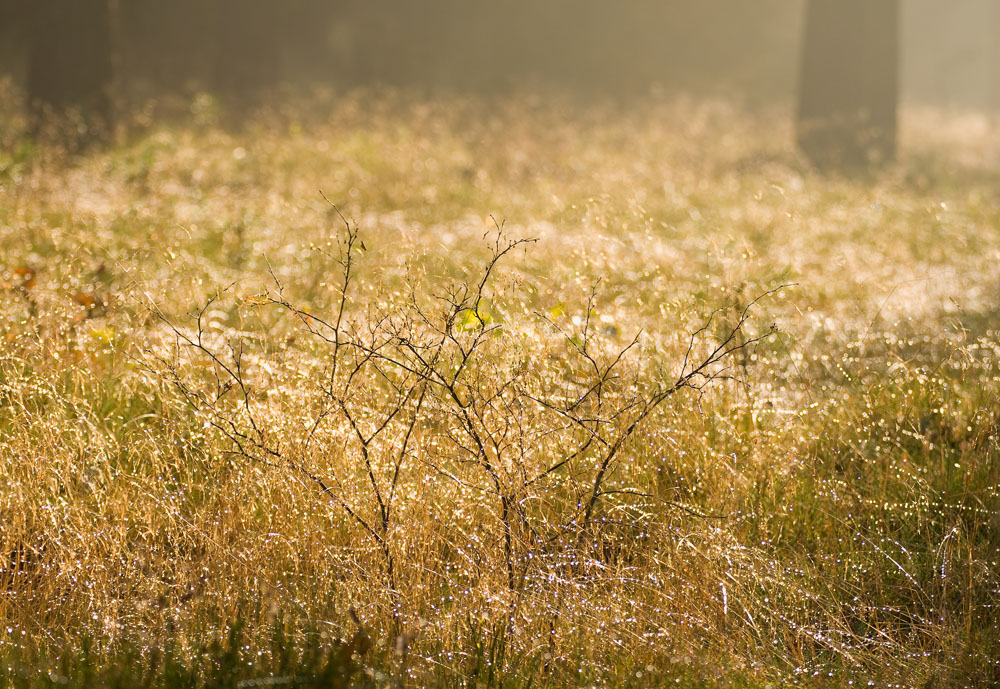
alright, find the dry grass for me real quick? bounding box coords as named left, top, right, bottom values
left=1, top=84, right=999, bottom=687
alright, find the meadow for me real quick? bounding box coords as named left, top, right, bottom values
left=1, top=85, right=998, bottom=687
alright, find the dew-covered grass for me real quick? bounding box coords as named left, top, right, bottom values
left=1, top=85, right=999, bottom=687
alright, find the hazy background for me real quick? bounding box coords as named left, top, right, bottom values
left=0, top=0, right=997, bottom=110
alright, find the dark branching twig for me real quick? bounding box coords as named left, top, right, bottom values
left=143, top=199, right=783, bottom=640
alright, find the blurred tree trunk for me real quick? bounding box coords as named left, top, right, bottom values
left=27, top=0, right=114, bottom=143
left=797, top=0, right=899, bottom=170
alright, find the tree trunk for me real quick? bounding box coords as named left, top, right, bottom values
left=27, top=0, right=114, bottom=143
left=797, top=0, right=899, bottom=170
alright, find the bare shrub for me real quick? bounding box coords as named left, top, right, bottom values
left=141, top=200, right=782, bottom=646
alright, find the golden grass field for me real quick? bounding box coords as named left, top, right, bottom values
left=1, top=85, right=999, bottom=687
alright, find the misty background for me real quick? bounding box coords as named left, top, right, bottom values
left=0, top=0, right=997, bottom=110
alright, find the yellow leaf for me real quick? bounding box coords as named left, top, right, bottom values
left=89, top=327, right=115, bottom=346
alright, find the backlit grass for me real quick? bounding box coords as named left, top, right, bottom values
left=1, top=85, right=999, bottom=687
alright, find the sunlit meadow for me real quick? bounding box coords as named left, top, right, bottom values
left=1, top=84, right=999, bottom=687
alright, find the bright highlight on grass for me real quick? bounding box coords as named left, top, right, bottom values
left=0, top=88, right=998, bottom=687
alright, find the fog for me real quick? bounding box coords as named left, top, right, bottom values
left=1, top=1, right=999, bottom=169
left=3, top=3, right=1000, bottom=686
left=903, top=0, right=1000, bottom=109
left=0, top=1, right=997, bottom=107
